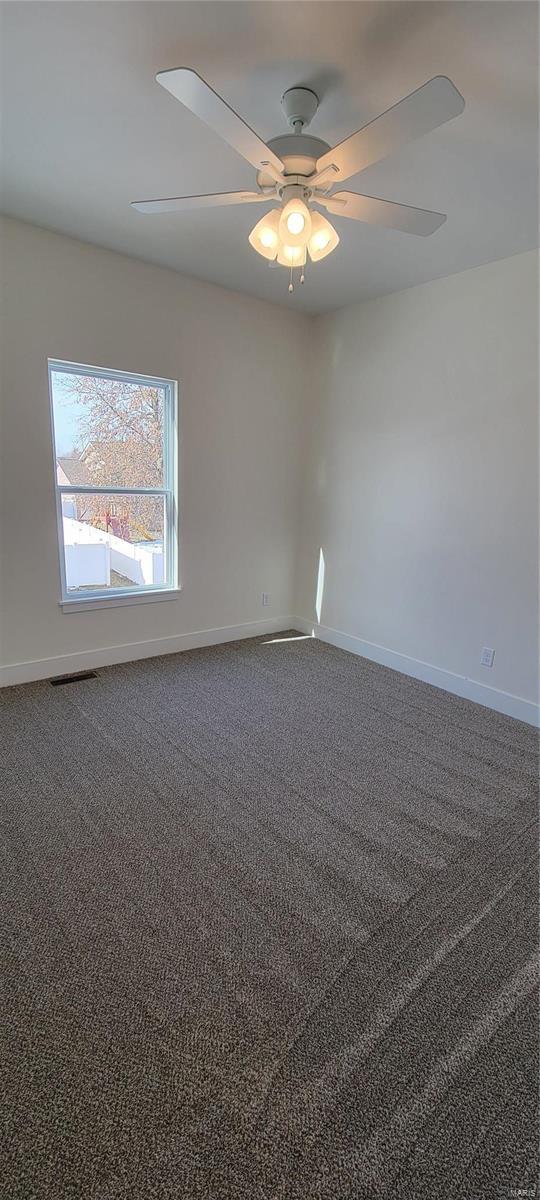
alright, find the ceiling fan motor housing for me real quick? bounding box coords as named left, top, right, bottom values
left=256, top=134, right=331, bottom=189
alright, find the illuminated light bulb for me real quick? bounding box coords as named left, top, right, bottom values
left=286, top=211, right=305, bottom=236
left=312, top=230, right=330, bottom=252
left=276, top=242, right=307, bottom=267
left=307, top=212, right=340, bottom=262
left=260, top=227, right=278, bottom=249
left=279, top=198, right=312, bottom=248
left=248, top=209, right=281, bottom=261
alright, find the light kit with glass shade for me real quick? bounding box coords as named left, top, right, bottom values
left=133, top=72, right=465, bottom=295
left=249, top=185, right=338, bottom=291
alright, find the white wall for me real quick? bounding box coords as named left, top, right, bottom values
left=1, top=218, right=537, bottom=722
left=296, top=251, right=539, bottom=716
left=0, top=216, right=311, bottom=677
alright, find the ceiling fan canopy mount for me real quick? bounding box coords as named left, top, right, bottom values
left=131, top=68, right=465, bottom=293
left=280, top=86, right=320, bottom=131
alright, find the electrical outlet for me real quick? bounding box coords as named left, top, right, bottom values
left=261, top=592, right=270, bottom=607
left=480, top=647, right=495, bottom=668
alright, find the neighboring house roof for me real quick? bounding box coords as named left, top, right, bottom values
left=56, top=455, right=92, bottom=486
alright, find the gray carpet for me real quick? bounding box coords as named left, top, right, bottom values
left=1, top=631, right=538, bottom=1199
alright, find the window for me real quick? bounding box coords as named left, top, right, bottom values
left=48, top=360, right=178, bottom=609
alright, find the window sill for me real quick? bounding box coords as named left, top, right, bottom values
left=60, top=588, right=182, bottom=614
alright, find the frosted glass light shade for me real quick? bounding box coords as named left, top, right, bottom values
left=276, top=242, right=307, bottom=267
left=248, top=209, right=281, bottom=260
left=307, top=212, right=340, bottom=262
left=278, top=199, right=312, bottom=248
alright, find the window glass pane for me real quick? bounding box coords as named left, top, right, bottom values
left=60, top=493, right=165, bottom=592
left=51, top=369, right=166, bottom=489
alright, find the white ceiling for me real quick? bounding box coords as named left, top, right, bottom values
left=1, top=1, right=538, bottom=314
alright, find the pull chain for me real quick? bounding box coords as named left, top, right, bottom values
left=288, top=264, right=294, bottom=294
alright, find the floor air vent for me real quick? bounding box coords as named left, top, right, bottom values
left=50, top=671, right=98, bottom=686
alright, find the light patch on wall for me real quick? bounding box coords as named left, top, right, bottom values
left=315, top=547, right=326, bottom=624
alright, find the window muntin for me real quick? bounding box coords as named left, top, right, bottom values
left=48, top=361, right=177, bottom=603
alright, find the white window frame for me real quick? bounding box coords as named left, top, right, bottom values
left=48, top=359, right=179, bottom=612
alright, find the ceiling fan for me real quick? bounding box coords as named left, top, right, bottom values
left=132, top=70, right=465, bottom=293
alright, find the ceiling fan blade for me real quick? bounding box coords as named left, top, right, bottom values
left=316, top=76, right=465, bottom=184
left=156, top=68, right=285, bottom=175
left=319, top=191, right=446, bottom=236
left=131, top=191, right=271, bottom=214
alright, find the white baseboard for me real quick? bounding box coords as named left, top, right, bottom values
left=292, top=617, right=540, bottom=728
left=0, top=616, right=293, bottom=688
left=3, top=614, right=538, bottom=727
